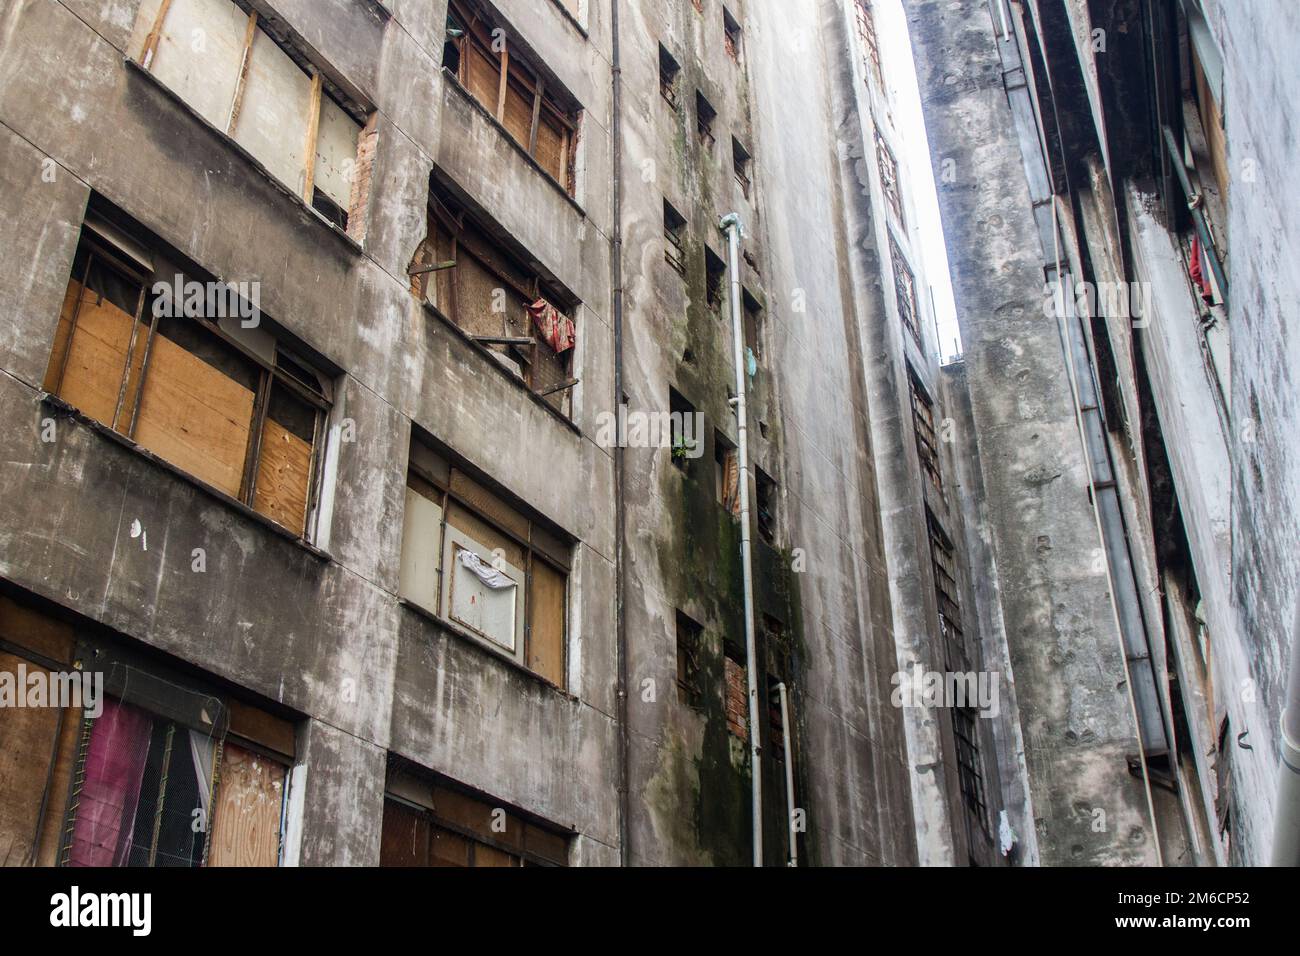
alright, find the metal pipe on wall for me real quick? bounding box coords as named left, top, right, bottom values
left=777, top=681, right=797, bottom=867
left=719, top=212, right=763, bottom=866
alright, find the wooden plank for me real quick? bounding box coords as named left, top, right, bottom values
left=0, top=595, right=75, bottom=664
left=226, top=11, right=260, bottom=133
left=34, top=702, right=81, bottom=867
left=465, top=44, right=500, bottom=114
left=0, top=652, right=63, bottom=867
left=495, top=47, right=510, bottom=122
left=429, top=823, right=471, bottom=866
left=132, top=333, right=255, bottom=498
left=252, top=417, right=312, bottom=536
left=226, top=699, right=296, bottom=759
left=301, top=72, right=323, bottom=203
left=208, top=743, right=285, bottom=867
left=139, top=0, right=174, bottom=67
left=449, top=470, right=529, bottom=543
left=50, top=282, right=134, bottom=429
left=528, top=559, right=566, bottom=686
left=379, top=798, right=429, bottom=866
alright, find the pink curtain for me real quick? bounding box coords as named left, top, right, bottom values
left=67, top=698, right=152, bottom=867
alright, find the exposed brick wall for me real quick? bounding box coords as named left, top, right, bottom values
left=724, top=657, right=747, bottom=739
left=347, top=112, right=379, bottom=245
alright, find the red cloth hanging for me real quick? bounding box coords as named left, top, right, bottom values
left=528, top=298, right=576, bottom=354
left=1189, top=235, right=1213, bottom=303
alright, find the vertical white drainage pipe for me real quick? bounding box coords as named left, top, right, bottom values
left=720, top=212, right=763, bottom=867
left=777, top=681, right=797, bottom=866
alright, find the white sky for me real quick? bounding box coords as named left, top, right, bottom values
left=875, top=0, right=963, bottom=361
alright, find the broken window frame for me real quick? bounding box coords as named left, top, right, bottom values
left=675, top=610, right=706, bottom=711
left=399, top=438, right=571, bottom=689
left=732, top=136, right=753, bottom=199
left=669, top=387, right=700, bottom=468
left=875, top=130, right=905, bottom=227
left=714, top=430, right=740, bottom=516
left=444, top=0, right=581, bottom=194
left=664, top=199, right=688, bottom=276
left=755, top=466, right=778, bottom=545
left=853, top=0, right=883, bottom=87
left=659, top=44, right=682, bottom=110
left=953, top=706, right=990, bottom=833
left=45, top=226, right=333, bottom=543
left=723, top=6, right=742, bottom=61
left=414, top=182, right=579, bottom=417
left=705, top=245, right=727, bottom=314
left=908, top=365, right=944, bottom=498
left=742, top=288, right=764, bottom=362
left=134, top=0, right=369, bottom=234
left=927, top=510, right=967, bottom=671
left=696, top=90, right=718, bottom=152
left=889, top=233, right=923, bottom=350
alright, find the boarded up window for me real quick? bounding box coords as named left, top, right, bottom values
left=444, top=0, right=579, bottom=193
left=131, top=0, right=365, bottom=229
left=399, top=440, right=570, bottom=687
left=46, top=226, right=331, bottom=540
left=724, top=644, right=748, bottom=739
left=207, top=742, right=288, bottom=867
left=382, top=766, right=568, bottom=867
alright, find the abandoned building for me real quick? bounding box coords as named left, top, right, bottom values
left=0, top=0, right=1294, bottom=868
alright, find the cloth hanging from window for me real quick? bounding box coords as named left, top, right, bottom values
left=722, top=451, right=740, bottom=516
left=457, top=548, right=517, bottom=590
left=68, top=698, right=152, bottom=867
left=1189, top=235, right=1213, bottom=303
left=528, top=298, right=576, bottom=354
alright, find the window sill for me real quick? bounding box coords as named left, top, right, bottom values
left=398, top=596, right=574, bottom=700
left=124, top=58, right=366, bottom=260
left=421, top=300, right=581, bottom=436
left=41, top=392, right=332, bottom=564
left=441, top=69, right=586, bottom=218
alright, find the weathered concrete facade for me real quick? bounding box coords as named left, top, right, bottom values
left=908, top=0, right=1300, bottom=866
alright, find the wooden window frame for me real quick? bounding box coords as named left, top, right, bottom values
left=889, top=234, right=922, bottom=349
left=696, top=90, right=717, bottom=152
left=659, top=44, right=682, bottom=110
left=446, top=0, right=579, bottom=194
left=403, top=440, right=571, bottom=689
left=723, top=7, right=742, bottom=60
left=664, top=199, right=688, bottom=276
left=49, top=231, right=332, bottom=542
left=875, top=131, right=905, bottom=227
left=854, top=0, right=883, bottom=87
left=675, top=610, right=705, bottom=711
left=732, top=137, right=752, bottom=199
left=908, top=367, right=943, bottom=497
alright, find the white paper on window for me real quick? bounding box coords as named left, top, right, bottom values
left=136, top=0, right=248, bottom=130
left=399, top=487, right=443, bottom=613
left=231, top=27, right=313, bottom=194
left=443, top=533, right=523, bottom=655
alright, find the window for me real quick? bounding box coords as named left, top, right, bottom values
left=659, top=44, right=681, bottom=110
left=664, top=199, right=688, bottom=276
left=130, top=0, right=368, bottom=234
left=889, top=234, right=922, bottom=349
left=669, top=387, right=700, bottom=468
left=875, top=131, right=904, bottom=226
left=755, top=467, right=777, bottom=544
left=705, top=245, right=727, bottom=314
left=675, top=610, right=705, bottom=710
left=743, top=289, right=763, bottom=361
left=953, top=707, right=989, bottom=830
left=724, top=641, right=748, bottom=739
left=723, top=7, right=742, bottom=60
left=0, top=595, right=297, bottom=868
left=382, top=764, right=568, bottom=866
left=908, top=366, right=943, bottom=497
left=927, top=511, right=966, bottom=670
left=853, top=0, right=882, bottom=87
left=696, top=90, right=717, bottom=151
left=411, top=180, right=578, bottom=416
left=399, top=438, right=571, bottom=687
left=732, top=137, right=752, bottom=198
left=443, top=0, right=580, bottom=192
left=43, top=215, right=332, bottom=540
left=714, top=431, right=739, bottom=515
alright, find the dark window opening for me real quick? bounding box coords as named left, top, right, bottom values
left=669, top=387, right=699, bottom=469
left=889, top=234, right=922, bottom=349
left=675, top=611, right=705, bottom=711
left=908, top=366, right=943, bottom=497
left=723, top=7, right=742, bottom=60
left=696, top=91, right=716, bottom=151
left=743, top=289, right=763, bottom=361
left=705, top=246, right=726, bottom=314
left=755, top=467, right=777, bottom=544
left=953, top=707, right=989, bottom=832
left=659, top=44, right=681, bottom=110
left=732, top=137, right=752, bottom=198
left=664, top=199, right=688, bottom=276
left=312, top=187, right=349, bottom=231
left=875, top=130, right=904, bottom=226
left=927, top=510, right=966, bottom=671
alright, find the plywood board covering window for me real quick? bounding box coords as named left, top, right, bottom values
left=44, top=229, right=332, bottom=541
left=399, top=441, right=570, bottom=687
left=131, top=0, right=364, bottom=230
